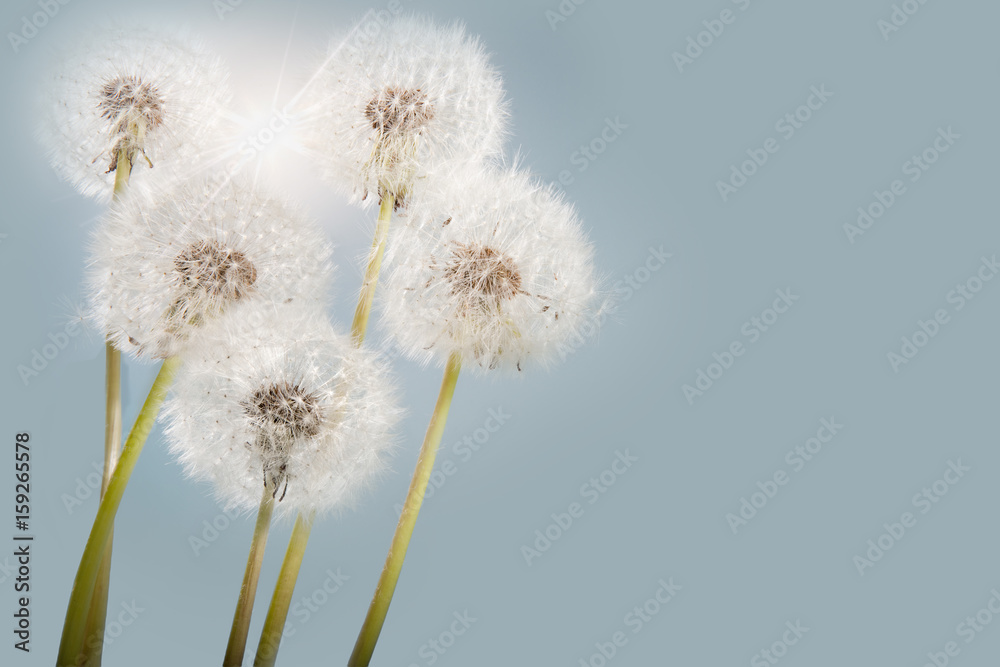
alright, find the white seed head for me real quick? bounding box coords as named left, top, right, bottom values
left=163, top=301, right=400, bottom=517
left=87, top=176, right=333, bottom=360
left=381, top=167, right=599, bottom=373
left=38, top=25, right=232, bottom=201
left=296, top=15, right=508, bottom=207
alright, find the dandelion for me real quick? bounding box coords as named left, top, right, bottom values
left=348, top=166, right=600, bottom=667
left=381, top=166, right=599, bottom=373
left=164, top=300, right=398, bottom=516
left=38, top=25, right=231, bottom=201
left=162, top=300, right=399, bottom=665
left=297, top=14, right=508, bottom=209
left=87, top=176, right=333, bottom=360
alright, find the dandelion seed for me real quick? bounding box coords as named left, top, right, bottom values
left=86, top=176, right=333, bottom=359
left=163, top=301, right=400, bottom=517
left=38, top=25, right=232, bottom=201
left=382, top=166, right=600, bottom=373
left=296, top=15, right=508, bottom=207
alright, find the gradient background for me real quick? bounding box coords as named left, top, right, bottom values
left=2, top=0, right=1000, bottom=665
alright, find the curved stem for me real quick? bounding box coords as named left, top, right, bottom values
left=348, top=352, right=462, bottom=667
left=57, top=357, right=181, bottom=667
left=78, top=148, right=132, bottom=667
left=224, top=484, right=277, bottom=666
left=253, top=512, right=315, bottom=667
left=351, top=193, right=394, bottom=346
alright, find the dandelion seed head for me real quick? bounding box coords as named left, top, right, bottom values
left=38, top=25, right=232, bottom=201
left=297, top=15, right=508, bottom=207
left=87, top=176, right=333, bottom=360
left=382, top=166, right=599, bottom=373
left=163, top=301, right=401, bottom=517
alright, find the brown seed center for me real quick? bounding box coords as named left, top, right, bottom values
left=365, top=87, right=435, bottom=135
left=99, top=75, right=164, bottom=131
left=244, top=381, right=323, bottom=439
left=174, top=240, right=258, bottom=302
left=444, top=243, right=523, bottom=302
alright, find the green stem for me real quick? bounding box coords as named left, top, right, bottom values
left=78, top=149, right=132, bottom=667
left=56, top=357, right=181, bottom=667
left=351, top=193, right=393, bottom=346
left=254, top=190, right=393, bottom=662
left=224, top=484, right=277, bottom=667
left=253, top=512, right=315, bottom=667
left=348, top=352, right=462, bottom=667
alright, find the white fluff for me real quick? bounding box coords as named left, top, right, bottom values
left=295, top=14, right=508, bottom=207
left=163, top=301, right=400, bottom=517
left=86, top=176, right=333, bottom=360
left=380, top=167, right=599, bottom=373
left=38, top=25, right=232, bottom=201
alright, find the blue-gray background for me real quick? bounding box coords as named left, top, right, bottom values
left=2, top=0, right=999, bottom=665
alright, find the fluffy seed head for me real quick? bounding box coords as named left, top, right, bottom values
left=87, top=176, right=333, bottom=360
left=382, top=167, right=600, bottom=373
left=296, top=15, right=508, bottom=207
left=163, top=301, right=400, bottom=516
left=38, top=25, right=231, bottom=201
